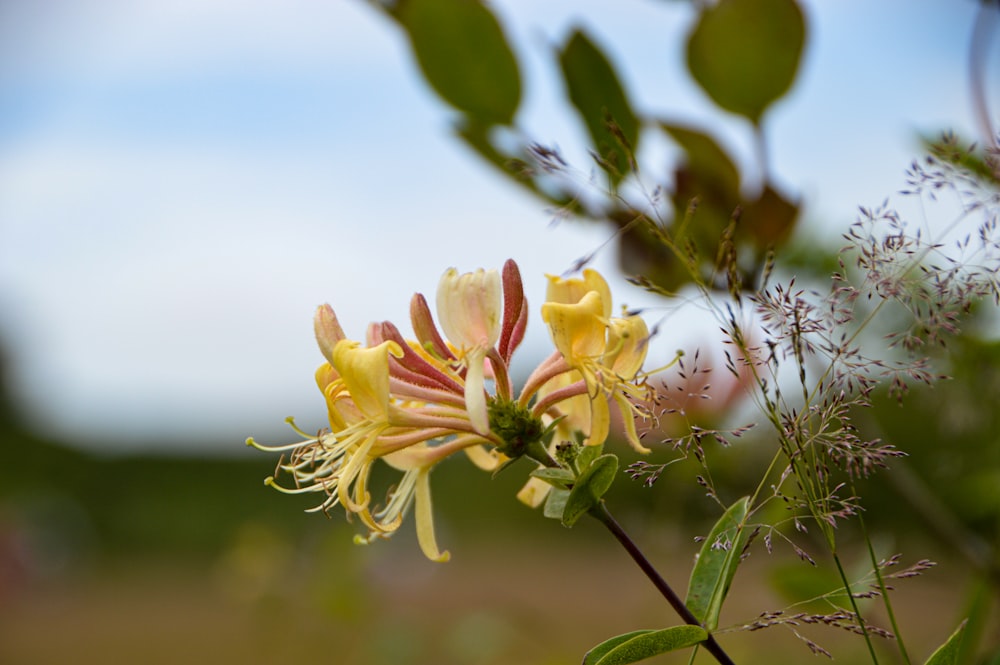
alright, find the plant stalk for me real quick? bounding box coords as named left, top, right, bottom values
left=590, top=502, right=736, bottom=665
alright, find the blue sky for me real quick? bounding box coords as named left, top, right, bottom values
left=0, top=0, right=995, bottom=453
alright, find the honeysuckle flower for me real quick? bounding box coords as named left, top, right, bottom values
left=249, top=259, right=657, bottom=560
left=435, top=267, right=502, bottom=435
left=541, top=272, right=654, bottom=453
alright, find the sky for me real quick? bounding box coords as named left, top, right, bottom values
left=0, top=0, right=996, bottom=455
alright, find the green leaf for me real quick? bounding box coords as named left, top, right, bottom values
left=543, top=487, right=570, bottom=520
left=558, top=29, right=640, bottom=184
left=562, top=454, right=618, bottom=527
left=583, top=626, right=708, bottom=665
left=574, top=442, right=605, bottom=475
left=530, top=467, right=576, bottom=488
left=582, top=631, right=656, bottom=665
left=395, top=0, right=521, bottom=125
left=923, top=620, right=967, bottom=665
left=686, top=0, right=805, bottom=124
left=685, top=496, right=750, bottom=630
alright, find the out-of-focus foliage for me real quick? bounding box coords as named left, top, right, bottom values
left=369, top=0, right=805, bottom=292
left=686, top=0, right=805, bottom=125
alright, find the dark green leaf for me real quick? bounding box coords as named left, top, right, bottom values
left=686, top=497, right=750, bottom=630
left=562, top=454, right=618, bottom=527
left=583, top=626, right=708, bottom=665
left=396, top=0, right=521, bottom=124
left=559, top=29, right=640, bottom=185
left=923, top=620, right=967, bottom=665
left=686, top=0, right=805, bottom=124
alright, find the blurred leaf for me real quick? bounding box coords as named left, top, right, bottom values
left=686, top=0, right=805, bottom=124
left=740, top=184, right=799, bottom=248
left=582, top=626, right=707, bottom=665
left=394, top=0, right=521, bottom=124
left=661, top=123, right=741, bottom=194
left=686, top=496, right=750, bottom=630
left=562, top=454, right=619, bottom=527
left=559, top=29, right=640, bottom=185
left=923, top=620, right=967, bottom=665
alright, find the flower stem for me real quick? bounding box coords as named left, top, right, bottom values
left=589, top=502, right=736, bottom=665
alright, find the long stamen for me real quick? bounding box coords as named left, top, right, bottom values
left=246, top=436, right=318, bottom=452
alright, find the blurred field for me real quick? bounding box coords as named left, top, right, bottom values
left=0, top=429, right=994, bottom=665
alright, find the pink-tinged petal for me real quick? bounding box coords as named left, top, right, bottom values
left=314, top=304, right=347, bottom=365
left=410, top=292, right=455, bottom=362
left=545, top=269, right=612, bottom=317
left=436, top=267, right=502, bottom=351
left=332, top=339, right=403, bottom=421
left=415, top=468, right=449, bottom=562
left=379, top=321, right=464, bottom=394
left=498, top=259, right=526, bottom=360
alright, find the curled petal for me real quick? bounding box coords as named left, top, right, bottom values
left=464, top=444, right=505, bottom=471
left=332, top=339, right=403, bottom=421
left=542, top=290, right=607, bottom=363
left=546, top=269, right=612, bottom=317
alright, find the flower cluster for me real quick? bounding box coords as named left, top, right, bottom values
left=248, top=259, right=654, bottom=561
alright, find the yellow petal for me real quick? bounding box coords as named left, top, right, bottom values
left=541, top=290, right=607, bottom=363
left=545, top=269, right=612, bottom=317
left=332, top=339, right=402, bottom=421
left=464, top=444, right=504, bottom=471
left=604, top=316, right=650, bottom=380
left=614, top=392, right=651, bottom=454
left=586, top=391, right=611, bottom=446
left=415, top=468, right=450, bottom=562
left=516, top=476, right=552, bottom=508
left=463, top=346, right=490, bottom=435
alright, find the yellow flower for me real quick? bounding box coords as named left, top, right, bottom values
left=541, top=273, right=653, bottom=453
